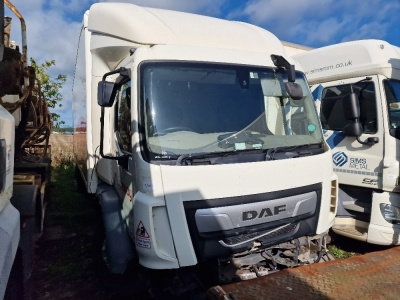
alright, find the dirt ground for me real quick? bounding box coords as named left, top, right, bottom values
left=30, top=134, right=150, bottom=300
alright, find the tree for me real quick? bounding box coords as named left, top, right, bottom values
left=30, top=58, right=67, bottom=128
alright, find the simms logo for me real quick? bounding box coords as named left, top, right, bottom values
left=332, top=151, right=348, bottom=167
left=243, top=205, right=286, bottom=221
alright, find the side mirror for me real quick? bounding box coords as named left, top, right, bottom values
left=343, top=122, right=363, bottom=137
left=342, top=91, right=379, bottom=145
left=342, top=92, right=360, bottom=119
left=270, top=54, right=303, bottom=100
left=342, top=92, right=361, bottom=137
left=285, top=82, right=303, bottom=100
left=97, top=81, right=116, bottom=107
left=97, top=67, right=129, bottom=107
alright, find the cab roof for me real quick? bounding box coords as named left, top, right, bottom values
left=292, top=40, right=400, bottom=84
left=87, top=3, right=284, bottom=55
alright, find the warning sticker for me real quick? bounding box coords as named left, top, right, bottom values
left=136, top=221, right=151, bottom=249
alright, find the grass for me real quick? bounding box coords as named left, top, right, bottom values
left=31, top=134, right=120, bottom=299
left=47, top=163, right=97, bottom=232
left=46, top=135, right=96, bottom=234
left=328, top=245, right=357, bottom=259
left=32, top=158, right=103, bottom=287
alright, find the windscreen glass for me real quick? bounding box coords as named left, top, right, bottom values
left=140, top=62, right=323, bottom=161
left=384, top=79, right=400, bottom=130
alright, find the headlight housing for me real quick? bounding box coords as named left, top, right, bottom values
left=380, top=203, right=400, bottom=224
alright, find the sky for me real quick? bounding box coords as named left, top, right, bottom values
left=5, top=0, right=400, bottom=128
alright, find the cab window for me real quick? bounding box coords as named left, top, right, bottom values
left=320, top=81, right=377, bottom=133
left=384, top=79, right=400, bottom=129
left=115, top=81, right=132, bottom=153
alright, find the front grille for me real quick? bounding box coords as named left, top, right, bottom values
left=222, top=223, right=298, bottom=246
left=183, top=183, right=322, bottom=260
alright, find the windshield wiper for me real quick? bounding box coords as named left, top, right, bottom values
left=175, top=149, right=267, bottom=166
left=265, top=144, right=323, bottom=160
left=175, top=151, right=236, bottom=166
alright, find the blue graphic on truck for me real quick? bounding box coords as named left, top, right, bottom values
left=332, top=151, right=348, bottom=167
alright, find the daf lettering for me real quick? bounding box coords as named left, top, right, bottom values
left=243, top=205, right=287, bottom=221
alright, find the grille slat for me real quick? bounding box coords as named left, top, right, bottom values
left=222, top=223, right=298, bottom=246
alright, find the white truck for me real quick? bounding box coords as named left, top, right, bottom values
left=292, top=39, right=400, bottom=245
left=0, top=0, right=51, bottom=299
left=73, top=3, right=338, bottom=292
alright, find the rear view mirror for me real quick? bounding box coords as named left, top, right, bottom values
left=97, top=67, right=129, bottom=107
left=97, top=81, right=116, bottom=107
left=342, top=92, right=361, bottom=137
left=343, top=122, right=363, bottom=137
left=342, top=92, right=360, bottom=119
left=270, top=54, right=303, bottom=100
left=285, top=82, right=303, bottom=100
left=341, top=91, right=379, bottom=145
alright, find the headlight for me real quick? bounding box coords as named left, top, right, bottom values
left=380, top=204, right=400, bottom=224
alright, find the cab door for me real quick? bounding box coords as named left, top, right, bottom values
left=382, top=77, right=400, bottom=192
left=313, top=76, right=384, bottom=190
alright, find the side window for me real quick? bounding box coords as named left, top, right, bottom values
left=384, top=79, right=400, bottom=129
left=320, top=82, right=377, bottom=133
left=115, top=81, right=132, bottom=153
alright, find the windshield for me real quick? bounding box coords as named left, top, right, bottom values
left=384, top=79, right=400, bottom=130
left=140, top=62, right=323, bottom=161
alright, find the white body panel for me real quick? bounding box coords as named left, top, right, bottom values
left=0, top=106, right=15, bottom=202
left=87, top=3, right=285, bottom=55
left=293, top=40, right=400, bottom=245
left=73, top=3, right=337, bottom=270
left=131, top=147, right=336, bottom=268
left=0, top=105, right=19, bottom=299
left=293, top=40, right=400, bottom=84
left=283, top=41, right=312, bottom=57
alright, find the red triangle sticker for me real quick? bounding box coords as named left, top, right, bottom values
left=136, top=221, right=150, bottom=238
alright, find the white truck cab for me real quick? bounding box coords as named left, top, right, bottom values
left=73, top=3, right=337, bottom=284
left=293, top=40, right=400, bottom=245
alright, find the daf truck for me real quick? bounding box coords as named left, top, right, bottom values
left=73, top=3, right=338, bottom=291
left=0, top=1, right=51, bottom=298
left=292, top=39, right=400, bottom=245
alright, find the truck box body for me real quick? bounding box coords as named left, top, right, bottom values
left=293, top=40, right=400, bottom=245
left=0, top=105, right=19, bottom=300
left=73, top=3, right=337, bottom=279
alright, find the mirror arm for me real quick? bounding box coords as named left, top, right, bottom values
left=270, top=54, right=303, bottom=100
left=271, top=54, right=296, bottom=82
left=98, top=67, right=132, bottom=160
left=356, top=136, right=379, bottom=146
left=102, top=67, right=128, bottom=81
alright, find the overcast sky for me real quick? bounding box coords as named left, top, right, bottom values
left=6, top=0, right=400, bottom=127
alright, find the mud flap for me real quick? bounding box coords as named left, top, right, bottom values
left=97, top=183, right=134, bottom=274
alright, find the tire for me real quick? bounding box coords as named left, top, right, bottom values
left=4, top=249, right=24, bottom=300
